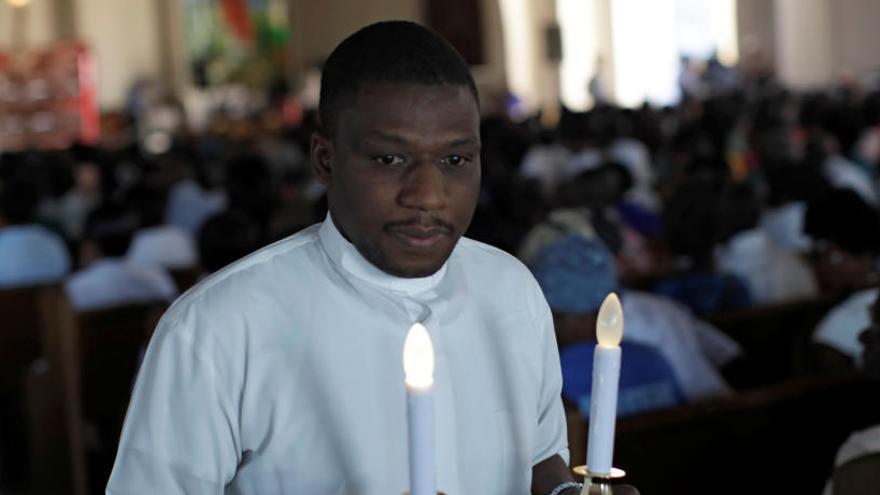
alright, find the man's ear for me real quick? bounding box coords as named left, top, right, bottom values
left=310, top=131, right=334, bottom=187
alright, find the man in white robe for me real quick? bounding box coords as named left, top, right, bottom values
left=108, top=21, right=620, bottom=495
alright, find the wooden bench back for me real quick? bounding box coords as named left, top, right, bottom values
left=0, top=284, right=87, bottom=495
left=706, top=294, right=844, bottom=384
left=567, top=373, right=880, bottom=494
left=75, top=301, right=165, bottom=490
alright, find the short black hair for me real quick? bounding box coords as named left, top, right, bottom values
left=319, top=20, right=478, bottom=138
left=198, top=210, right=260, bottom=273
left=0, top=180, right=40, bottom=225
left=805, top=188, right=880, bottom=256
left=83, top=202, right=138, bottom=258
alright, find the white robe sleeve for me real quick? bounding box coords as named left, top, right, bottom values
left=107, top=306, right=241, bottom=494
left=527, top=279, right=570, bottom=466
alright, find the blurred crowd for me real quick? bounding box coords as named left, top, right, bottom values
left=2, top=61, right=880, bottom=418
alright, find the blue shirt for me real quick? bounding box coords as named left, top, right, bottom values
left=561, top=341, right=685, bottom=418
left=0, top=224, right=71, bottom=288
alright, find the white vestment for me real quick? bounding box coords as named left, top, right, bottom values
left=107, top=217, right=568, bottom=494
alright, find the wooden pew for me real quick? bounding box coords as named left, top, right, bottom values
left=74, top=301, right=165, bottom=492
left=0, top=284, right=87, bottom=495
left=567, top=372, right=880, bottom=495
left=706, top=293, right=845, bottom=386
left=23, top=359, right=77, bottom=495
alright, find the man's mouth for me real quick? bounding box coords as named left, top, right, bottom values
left=387, top=223, right=453, bottom=251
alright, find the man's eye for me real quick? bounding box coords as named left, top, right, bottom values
left=443, top=155, right=468, bottom=166
left=374, top=155, right=404, bottom=165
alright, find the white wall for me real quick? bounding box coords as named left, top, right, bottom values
left=0, top=1, right=55, bottom=51
left=498, top=0, right=561, bottom=114
left=829, top=0, right=880, bottom=81
left=294, top=0, right=421, bottom=69
left=74, top=0, right=162, bottom=109
left=610, top=0, right=680, bottom=107
left=774, top=0, right=833, bottom=90
left=290, top=0, right=508, bottom=112
left=737, top=0, right=775, bottom=66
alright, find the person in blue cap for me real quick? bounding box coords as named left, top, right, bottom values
left=529, top=234, right=735, bottom=417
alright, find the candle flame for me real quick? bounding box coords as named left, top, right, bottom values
left=403, top=323, right=435, bottom=389
left=596, top=292, right=623, bottom=347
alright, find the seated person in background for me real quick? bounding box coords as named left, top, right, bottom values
left=758, top=158, right=816, bottom=254
left=560, top=342, right=685, bottom=418
left=714, top=182, right=819, bottom=305
left=522, top=163, right=665, bottom=285
left=197, top=209, right=261, bottom=274
left=805, top=188, right=880, bottom=294
left=66, top=202, right=178, bottom=311
left=127, top=183, right=198, bottom=270
left=657, top=173, right=752, bottom=314
left=52, top=150, right=103, bottom=241
left=164, top=153, right=227, bottom=238
left=267, top=169, right=316, bottom=241
left=813, top=285, right=878, bottom=371
left=0, top=180, right=71, bottom=288
left=528, top=234, right=736, bottom=402
left=823, top=290, right=880, bottom=495
left=517, top=109, right=598, bottom=200
left=860, top=290, right=880, bottom=379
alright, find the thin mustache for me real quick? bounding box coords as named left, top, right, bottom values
left=385, top=217, right=454, bottom=232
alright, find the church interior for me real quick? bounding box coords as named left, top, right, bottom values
left=2, top=0, right=880, bottom=494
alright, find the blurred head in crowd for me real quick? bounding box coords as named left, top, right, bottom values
left=0, top=180, right=40, bottom=227
left=556, top=109, right=592, bottom=151
left=529, top=234, right=618, bottom=348
left=80, top=201, right=139, bottom=265
left=69, top=144, right=106, bottom=196
left=128, top=183, right=168, bottom=228
left=806, top=189, right=880, bottom=292
left=714, top=182, right=761, bottom=245
left=558, top=161, right=633, bottom=209
left=311, top=20, right=481, bottom=278
left=663, top=173, right=724, bottom=270
left=225, top=153, right=275, bottom=232
left=198, top=210, right=261, bottom=273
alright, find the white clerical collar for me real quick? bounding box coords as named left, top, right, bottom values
left=318, top=213, right=448, bottom=295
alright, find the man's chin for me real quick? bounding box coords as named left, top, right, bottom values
left=375, top=248, right=452, bottom=278
left=382, top=260, right=446, bottom=279
left=355, top=238, right=454, bottom=278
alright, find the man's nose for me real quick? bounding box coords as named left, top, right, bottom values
left=398, top=160, right=448, bottom=211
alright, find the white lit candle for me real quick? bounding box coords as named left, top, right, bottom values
left=586, top=293, right=624, bottom=475
left=403, top=323, right=436, bottom=495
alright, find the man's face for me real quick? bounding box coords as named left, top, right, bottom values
left=312, top=81, right=481, bottom=278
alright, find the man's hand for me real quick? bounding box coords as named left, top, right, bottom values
left=531, top=455, right=640, bottom=494
left=573, top=483, right=641, bottom=495
left=531, top=455, right=576, bottom=494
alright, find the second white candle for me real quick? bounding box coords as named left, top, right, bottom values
left=586, top=293, right=624, bottom=476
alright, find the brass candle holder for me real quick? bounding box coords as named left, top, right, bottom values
left=572, top=465, right=626, bottom=495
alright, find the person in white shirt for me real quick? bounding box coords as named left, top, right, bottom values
left=518, top=111, right=601, bottom=200
left=0, top=180, right=71, bottom=288
left=165, top=171, right=227, bottom=238
left=813, top=287, right=878, bottom=368
left=822, top=288, right=880, bottom=495
left=126, top=184, right=198, bottom=270
left=108, top=22, right=626, bottom=495
left=714, top=183, right=818, bottom=304
left=529, top=234, right=736, bottom=402
left=66, top=203, right=177, bottom=311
